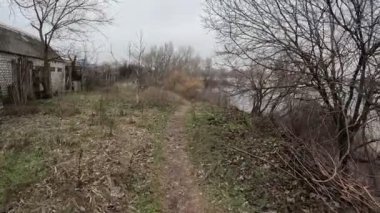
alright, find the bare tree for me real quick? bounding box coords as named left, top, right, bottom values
left=129, top=31, right=146, bottom=103
left=233, top=66, right=274, bottom=116
left=171, top=46, right=202, bottom=72
left=205, top=0, right=380, bottom=170
left=143, top=42, right=174, bottom=84
left=12, top=0, right=113, bottom=97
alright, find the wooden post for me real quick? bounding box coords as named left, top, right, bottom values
left=10, top=57, right=35, bottom=105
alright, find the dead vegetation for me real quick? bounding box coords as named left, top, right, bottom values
left=163, top=71, right=204, bottom=100
left=276, top=102, right=380, bottom=212
left=187, top=104, right=330, bottom=212
left=0, top=84, right=176, bottom=212
left=204, top=0, right=380, bottom=210
left=140, top=87, right=184, bottom=108
left=278, top=139, right=380, bottom=212
left=186, top=103, right=380, bottom=212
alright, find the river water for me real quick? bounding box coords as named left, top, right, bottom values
left=229, top=93, right=252, bottom=113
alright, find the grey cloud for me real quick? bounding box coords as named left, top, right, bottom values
left=0, top=0, right=216, bottom=62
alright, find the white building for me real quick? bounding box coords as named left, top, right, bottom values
left=0, top=23, right=66, bottom=100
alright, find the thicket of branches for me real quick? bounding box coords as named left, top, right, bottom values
left=127, top=41, right=215, bottom=101
left=117, top=36, right=216, bottom=94
left=205, top=0, right=380, bottom=210
left=126, top=41, right=207, bottom=82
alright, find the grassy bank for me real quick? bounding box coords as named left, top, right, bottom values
left=0, top=84, right=178, bottom=212
left=186, top=103, right=323, bottom=212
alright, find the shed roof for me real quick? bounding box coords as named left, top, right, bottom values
left=0, top=23, right=61, bottom=61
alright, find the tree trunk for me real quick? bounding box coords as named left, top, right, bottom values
left=338, top=130, right=350, bottom=169
left=66, top=56, right=76, bottom=91
left=336, top=113, right=352, bottom=171
left=42, top=50, right=52, bottom=98
left=251, top=106, right=261, bottom=116
left=251, top=96, right=262, bottom=116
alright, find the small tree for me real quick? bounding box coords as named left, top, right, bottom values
left=129, top=31, right=146, bottom=104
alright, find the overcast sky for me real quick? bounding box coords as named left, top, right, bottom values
left=0, top=0, right=217, bottom=63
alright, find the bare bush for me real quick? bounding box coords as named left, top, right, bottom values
left=274, top=101, right=380, bottom=211
left=197, top=89, right=229, bottom=107
left=279, top=133, right=380, bottom=212
left=120, top=39, right=213, bottom=101
left=140, top=87, right=184, bottom=108
left=118, top=64, right=136, bottom=80
left=82, top=64, right=118, bottom=91
left=163, top=71, right=204, bottom=100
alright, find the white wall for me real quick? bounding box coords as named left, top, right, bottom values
left=0, top=52, right=66, bottom=98
left=23, top=58, right=66, bottom=95
left=0, top=52, right=17, bottom=97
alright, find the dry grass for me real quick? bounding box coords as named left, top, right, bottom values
left=140, top=87, right=185, bottom=108
left=163, top=71, right=204, bottom=100
left=1, top=105, right=41, bottom=116
left=186, top=103, right=337, bottom=212
left=0, top=84, right=172, bottom=212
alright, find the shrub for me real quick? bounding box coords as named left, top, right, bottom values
left=140, top=87, right=183, bottom=108
left=273, top=101, right=380, bottom=211
left=197, top=88, right=229, bottom=107
left=163, top=71, right=204, bottom=100
left=276, top=101, right=336, bottom=148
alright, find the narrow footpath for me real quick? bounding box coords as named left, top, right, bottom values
left=160, top=103, right=207, bottom=213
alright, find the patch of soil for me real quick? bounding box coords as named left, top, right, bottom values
left=160, top=104, right=208, bottom=213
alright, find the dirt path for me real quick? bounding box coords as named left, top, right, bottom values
left=160, top=103, right=207, bottom=213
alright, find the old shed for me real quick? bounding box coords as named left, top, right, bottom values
left=0, top=23, right=66, bottom=103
